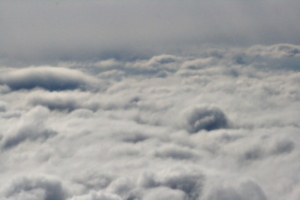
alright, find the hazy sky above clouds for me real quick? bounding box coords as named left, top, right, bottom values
left=1, top=0, right=300, bottom=63
left=1, top=1, right=300, bottom=200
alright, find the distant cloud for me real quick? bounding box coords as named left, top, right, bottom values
left=247, top=44, right=300, bottom=58
left=181, top=57, right=218, bottom=70
left=0, top=67, right=100, bottom=91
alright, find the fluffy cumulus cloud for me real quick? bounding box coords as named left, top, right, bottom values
left=1, top=1, right=300, bottom=200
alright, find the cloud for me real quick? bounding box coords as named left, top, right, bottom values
left=149, top=54, right=180, bottom=64
left=123, top=55, right=182, bottom=74
left=181, top=57, right=218, bottom=70
left=94, top=59, right=123, bottom=70
left=1, top=44, right=300, bottom=200
left=180, top=106, right=229, bottom=133
left=2, top=175, right=69, bottom=200
left=143, top=187, right=186, bottom=200
left=153, top=144, right=199, bottom=160
left=159, top=169, right=204, bottom=199
left=27, top=90, right=96, bottom=112
left=247, top=44, right=300, bottom=58
left=69, top=191, right=121, bottom=200
left=26, top=89, right=144, bottom=113
left=1, top=106, right=57, bottom=149
left=138, top=169, right=204, bottom=199
left=98, top=70, right=125, bottom=81
left=106, top=177, right=135, bottom=199
left=0, top=101, right=7, bottom=112
left=0, top=67, right=100, bottom=91
left=1, top=125, right=56, bottom=150
left=202, top=180, right=267, bottom=200
left=73, top=173, right=114, bottom=192
left=269, top=138, right=294, bottom=155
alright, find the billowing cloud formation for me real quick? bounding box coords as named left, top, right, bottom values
left=0, top=67, right=100, bottom=91
left=2, top=175, right=68, bottom=200
left=1, top=42, right=300, bottom=200
left=202, top=181, right=267, bottom=200
left=181, top=106, right=229, bottom=133
left=1, top=106, right=57, bottom=150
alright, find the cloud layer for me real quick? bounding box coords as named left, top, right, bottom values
left=1, top=43, right=300, bottom=199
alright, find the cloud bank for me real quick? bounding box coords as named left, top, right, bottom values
left=1, top=43, right=300, bottom=200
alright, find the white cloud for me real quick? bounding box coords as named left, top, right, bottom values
left=1, top=44, right=300, bottom=200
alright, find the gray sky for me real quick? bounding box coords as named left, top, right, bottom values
left=1, top=0, right=300, bottom=63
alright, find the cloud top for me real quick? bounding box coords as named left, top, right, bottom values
left=3, top=175, right=68, bottom=200
left=181, top=106, right=229, bottom=133
left=1, top=44, right=300, bottom=200
left=0, top=67, right=100, bottom=91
